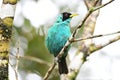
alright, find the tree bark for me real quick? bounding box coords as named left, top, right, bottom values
left=0, top=0, right=17, bottom=79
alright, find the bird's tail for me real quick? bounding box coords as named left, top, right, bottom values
left=58, top=58, right=68, bottom=74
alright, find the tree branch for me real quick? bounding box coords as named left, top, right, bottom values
left=43, top=62, right=57, bottom=80
left=72, top=31, right=120, bottom=42
left=84, top=0, right=102, bottom=10
left=90, top=35, right=120, bottom=53
left=84, top=0, right=89, bottom=10
left=0, top=0, right=17, bottom=79
left=9, top=63, right=19, bottom=80
left=93, top=0, right=114, bottom=11
left=10, top=53, right=51, bottom=67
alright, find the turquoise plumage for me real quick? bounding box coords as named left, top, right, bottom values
left=45, top=12, right=78, bottom=74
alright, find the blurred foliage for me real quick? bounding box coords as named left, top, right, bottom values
left=12, top=17, right=59, bottom=79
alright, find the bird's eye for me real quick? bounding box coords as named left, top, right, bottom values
left=64, top=13, right=69, bottom=18
left=62, top=12, right=71, bottom=21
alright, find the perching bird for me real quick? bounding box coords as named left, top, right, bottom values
left=45, top=12, right=78, bottom=74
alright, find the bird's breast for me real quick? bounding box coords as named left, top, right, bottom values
left=46, top=25, right=71, bottom=56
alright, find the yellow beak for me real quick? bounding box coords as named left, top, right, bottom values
left=70, top=13, right=79, bottom=18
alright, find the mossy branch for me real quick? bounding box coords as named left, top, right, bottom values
left=0, top=0, right=17, bottom=79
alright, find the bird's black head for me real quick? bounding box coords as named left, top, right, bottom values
left=62, top=12, right=71, bottom=21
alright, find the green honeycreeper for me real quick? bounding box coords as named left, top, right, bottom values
left=46, top=12, right=78, bottom=74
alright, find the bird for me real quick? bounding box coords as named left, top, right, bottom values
left=45, top=12, right=78, bottom=74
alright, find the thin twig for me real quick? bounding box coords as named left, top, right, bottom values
left=21, top=55, right=51, bottom=66
left=43, top=0, right=114, bottom=79
left=84, top=0, right=102, bottom=10
left=14, top=41, right=20, bottom=80
left=91, top=35, right=120, bottom=53
left=72, top=31, right=120, bottom=42
left=10, top=53, right=51, bottom=67
left=93, top=0, right=114, bottom=11
left=84, top=0, right=89, bottom=10
left=10, top=41, right=20, bottom=80
left=93, top=0, right=101, bottom=7
left=9, top=63, right=18, bottom=80
left=43, top=62, right=57, bottom=80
